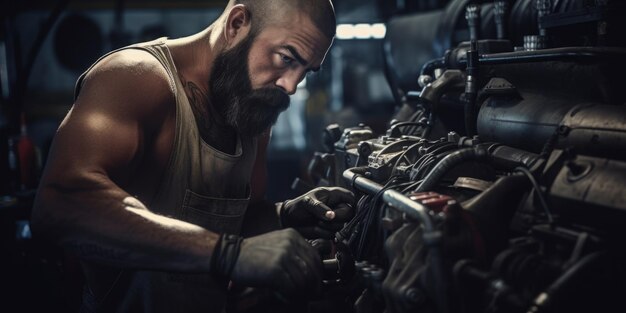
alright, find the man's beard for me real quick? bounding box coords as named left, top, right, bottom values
left=209, top=32, right=291, bottom=136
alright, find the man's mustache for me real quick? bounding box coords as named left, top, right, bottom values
left=225, top=86, right=291, bottom=136
left=246, top=87, right=291, bottom=111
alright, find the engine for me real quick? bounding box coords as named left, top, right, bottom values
left=300, top=1, right=626, bottom=312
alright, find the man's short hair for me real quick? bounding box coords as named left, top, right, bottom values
left=233, top=0, right=336, bottom=39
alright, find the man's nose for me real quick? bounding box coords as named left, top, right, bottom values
left=275, top=73, right=301, bottom=95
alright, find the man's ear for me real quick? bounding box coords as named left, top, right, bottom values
left=224, top=4, right=251, bottom=48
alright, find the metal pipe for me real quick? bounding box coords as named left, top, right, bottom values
left=464, top=40, right=480, bottom=136
left=342, top=167, right=449, bottom=313
left=342, top=168, right=434, bottom=232
left=460, top=47, right=626, bottom=66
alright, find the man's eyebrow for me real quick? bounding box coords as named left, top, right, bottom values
left=283, top=45, right=320, bottom=72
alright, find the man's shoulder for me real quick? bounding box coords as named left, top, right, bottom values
left=85, top=48, right=172, bottom=89
left=81, top=47, right=175, bottom=113
left=77, top=48, right=176, bottom=125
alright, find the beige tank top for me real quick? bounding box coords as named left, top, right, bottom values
left=74, top=38, right=258, bottom=312
left=77, top=37, right=258, bottom=234
left=142, top=38, right=257, bottom=235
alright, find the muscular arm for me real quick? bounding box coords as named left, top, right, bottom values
left=31, top=50, right=219, bottom=272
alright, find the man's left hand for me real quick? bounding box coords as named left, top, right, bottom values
left=277, top=187, right=356, bottom=239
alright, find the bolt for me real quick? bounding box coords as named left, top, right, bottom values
left=405, top=288, right=425, bottom=305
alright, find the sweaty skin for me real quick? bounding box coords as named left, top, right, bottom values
left=31, top=3, right=331, bottom=277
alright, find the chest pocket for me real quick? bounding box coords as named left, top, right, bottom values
left=181, top=189, right=249, bottom=235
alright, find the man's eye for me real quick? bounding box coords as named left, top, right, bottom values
left=280, top=54, right=294, bottom=65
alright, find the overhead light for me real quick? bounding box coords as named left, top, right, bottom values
left=336, top=23, right=386, bottom=40
left=370, top=23, right=387, bottom=39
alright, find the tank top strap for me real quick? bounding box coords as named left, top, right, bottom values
left=74, top=37, right=175, bottom=100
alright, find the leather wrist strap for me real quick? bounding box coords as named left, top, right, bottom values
left=210, top=233, right=243, bottom=282
left=275, top=201, right=288, bottom=228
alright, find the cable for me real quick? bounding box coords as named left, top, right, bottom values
left=515, top=166, right=555, bottom=224
left=378, top=181, right=414, bottom=243
left=338, top=195, right=370, bottom=243
left=406, top=108, right=427, bottom=137
left=357, top=178, right=396, bottom=258
left=392, top=142, right=422, bottom=176
left=402, top=179, right=424, bottom=193
left=540, top=128, right=560, bottom=159
left=355, top=175, right=405, bottom=260
left=389, top=122, right=427, bottom=137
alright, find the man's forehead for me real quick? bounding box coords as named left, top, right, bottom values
left=259, top=14, right=333, bottom=66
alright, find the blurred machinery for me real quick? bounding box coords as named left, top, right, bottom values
left=300, top=0, right=626, bottom=312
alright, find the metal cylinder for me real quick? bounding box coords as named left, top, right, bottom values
left=476, top=94, right=578, bottom=152
left=558, top=104, right=626, bottom=161
left=477, top=95, right=626, bottom=157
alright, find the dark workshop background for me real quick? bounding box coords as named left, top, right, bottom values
left=0, top=0, right=450, bottom=311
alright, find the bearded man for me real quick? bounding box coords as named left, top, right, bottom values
left=31, top=0, right=355, bottom=312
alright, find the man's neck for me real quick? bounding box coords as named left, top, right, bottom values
left=167, top=27, right=216, bottom=93
left=168, top=26, right=239, bottom=154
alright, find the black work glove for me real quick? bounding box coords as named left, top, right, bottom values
left=211, top=229, right=323, bottom=296
left=277, top=187, right=356, bottom=239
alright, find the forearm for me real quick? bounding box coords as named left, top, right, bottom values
left=32, top=182, right=218, bottom=273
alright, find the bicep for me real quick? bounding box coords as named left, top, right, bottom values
left=44, top=103, right=141, bottom=186
left=41, top=50, right=173, bottom=189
